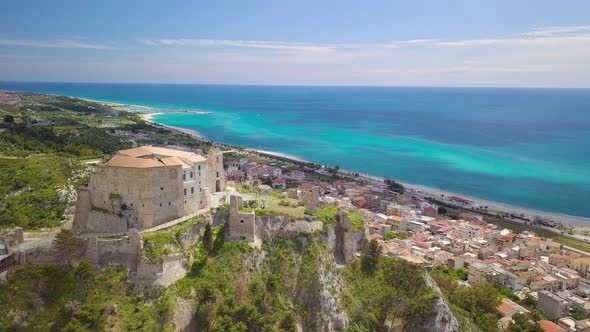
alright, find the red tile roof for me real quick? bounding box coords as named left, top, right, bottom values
left=539, top=320, right=565, bottom=332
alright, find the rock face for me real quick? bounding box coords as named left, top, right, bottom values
left=421, top=274, right=460, bottom=332
left=173, top=297, right=197, bottom=332
left=326, top=210, right=368, bottom=265
left=316, top=255, right=348, bottom=331
left=257, top=215, right=323, bottom=241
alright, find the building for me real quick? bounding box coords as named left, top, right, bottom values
left=538, top=291, right=570, bottom=319
left=73, top=146, right=226, bottom=235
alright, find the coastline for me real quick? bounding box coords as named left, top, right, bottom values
left=84, top=96, right=590, bottom=227
left=139, top=112, right=206, bottom=139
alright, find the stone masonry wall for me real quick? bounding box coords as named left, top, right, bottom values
left=228, top=195, right=256, bottom=242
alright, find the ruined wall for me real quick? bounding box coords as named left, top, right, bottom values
left=228, top=195, right=256, bottom=242
left=301, top=186, right=320, bottom=214
left=212, top=206, right=229, bottom=227
left=72, top=187, right=91, bottom=235
left=131, top=254, right=186, bottom=287
left=83, top=229, right=143, bottom=269
left=15, top=246, right=61, bottom=265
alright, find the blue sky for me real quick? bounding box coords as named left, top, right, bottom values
left=1, top=0, right=590, bottom=87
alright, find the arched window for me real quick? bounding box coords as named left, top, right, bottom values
left=191, top=187, right=194, bottom=194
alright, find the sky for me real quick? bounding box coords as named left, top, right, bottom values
left=1, top=0, right=590, bottom=87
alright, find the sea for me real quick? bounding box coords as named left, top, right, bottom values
left=1, top=82, right=590, bottom=219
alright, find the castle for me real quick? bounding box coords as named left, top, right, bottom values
left=73, top=146, right=226, bottom=236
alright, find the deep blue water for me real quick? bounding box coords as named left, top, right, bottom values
left=1, top=81, right=590, bottom=218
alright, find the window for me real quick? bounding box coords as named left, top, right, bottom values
left=240, top=220, right=244, bottom=223
left=184, top=189, right=187, bottom=195
left=190, top=171, right=193, bottom=178
left=130, top=203, right=133, bottom=207
left=168, top=202, right=171, bottom=205
left=160, top=187, right=164, bottom=191
left=198, top=165, right=201, bottom=170
left=160, top=203, right=162, bottom=207
left=217, top=156, right=219, bottom=162
left=183, top=174, right=186, bottom=181
left=216, top=171, right=219, bottom=178
left=200, top=188, right=202, bottom=192
left=191, top=187, right=194, bottom=194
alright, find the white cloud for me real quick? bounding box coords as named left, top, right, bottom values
left=515, top=25, right=590, bottom=37
left=0, top=39, right=114, bottom=50
left=436, top=25, right=590, bottom=47
left=142, top=38, right=444, bottom=53
left=436, top=34, right=590, bottom=47
left=143, top=39, right=335, bottom=53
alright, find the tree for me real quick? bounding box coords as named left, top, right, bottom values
left=361, top=239, right=382, bottom=274
left=3, top=114, right=15, bottom=123
left=506, top=313, right=543, bottom=332
left=52, top=229, right=80, bottom=266
left=384, top=179, right=405, bottom=194
left=438, top=207, right=448, bottom=215
left=203, top=223, right=214, bottom=254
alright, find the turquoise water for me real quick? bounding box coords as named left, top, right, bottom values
left=1, top=82, right=590, bottom=218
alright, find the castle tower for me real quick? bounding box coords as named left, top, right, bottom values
left=207, top=148, right=226, bottom=193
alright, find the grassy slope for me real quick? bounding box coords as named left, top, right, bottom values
left=0, top=264, right=173, bottom=331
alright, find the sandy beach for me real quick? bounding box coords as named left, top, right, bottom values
left=139, top=112, right=207, bottom=140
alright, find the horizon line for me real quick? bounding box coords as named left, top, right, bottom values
left=1, top=80, right=590, bottom=90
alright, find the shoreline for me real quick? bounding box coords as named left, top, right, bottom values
left=82, top=95, right=590, bottom=227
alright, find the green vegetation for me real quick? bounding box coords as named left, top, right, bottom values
left=343, top=255, right=437, bottom=331
left=314, top=204, right=339, bottom=225
left=432, top=265, right=468, bottom=281
left=432, top=270, right=501, bottom=331
left=347, top=209, right=366, bottom=230
left=506, top=313, right=543, bottom=332
left=0, top=154, right=86, bottom=229
left=384, top=178, right=405, bottom=194
left=261, top=195, right=306, bottom=219
left=170, top=232, right=335, bottom=331
left=313, top=205, right=365, bottom=230
left=52, top=229, right=82, bottom=266
left=142, top=216, right=204, bottom=262
left=0, top=264, right=173, bottom=331
left=237, top=183, right=254, bottom=193
left=384, top=230, right=410, bottom=240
